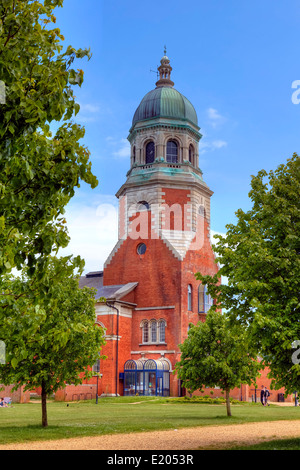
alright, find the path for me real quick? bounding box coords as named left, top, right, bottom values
left=1, top=419, right=300, bottom=450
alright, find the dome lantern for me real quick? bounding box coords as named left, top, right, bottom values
left=155, top=46, right=174, bottom=88
left=127, top=51, right=203, bottom=175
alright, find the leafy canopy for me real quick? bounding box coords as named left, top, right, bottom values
left=196, top=154, right=300, bottom=394
left=0, top=255, right=105, bottom=394
left=176, top=311, right=260, bottom=394
left=0, top=0, right=98, bottom=277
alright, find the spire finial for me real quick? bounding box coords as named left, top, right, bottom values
left=156, top=49, right=174, bottom=88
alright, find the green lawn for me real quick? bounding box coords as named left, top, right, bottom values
left=0, top=398, right=300, bottom=445
left=230, top=438, right=300, bottom=450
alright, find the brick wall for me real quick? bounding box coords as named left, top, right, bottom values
left=0, top=385, right=30, bottom=403
left=55, top=384, right=97, bottom=402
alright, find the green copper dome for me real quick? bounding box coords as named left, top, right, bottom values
left=132, top=86, right=198, bottom=127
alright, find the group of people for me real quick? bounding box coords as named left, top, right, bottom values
left=260, top=386, right=270, bottom=406
left=0, top=398, right=9, bottom=408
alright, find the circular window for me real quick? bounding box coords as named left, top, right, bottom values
left=137, top=243, right=147, bottom=255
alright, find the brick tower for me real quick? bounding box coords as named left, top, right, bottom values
left=84, top=52, right=219, bottom=398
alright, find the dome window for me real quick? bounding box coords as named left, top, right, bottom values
left=189, top=144, right=194, bottom=164
left=145, top=141, right=155, bottom=164
left=166, top=140, right=178, bottom=163
left=133, top=146, right=136, bottom=164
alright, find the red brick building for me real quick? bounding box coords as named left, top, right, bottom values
left=77, top=52, right=219, bottom=398
left=62, top=52, right=292, bottom=403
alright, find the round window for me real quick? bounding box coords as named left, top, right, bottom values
left=137, top=243, right=147, bottom=255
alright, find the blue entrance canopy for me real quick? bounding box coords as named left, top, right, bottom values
left=124, top=358, right=170, bottom=397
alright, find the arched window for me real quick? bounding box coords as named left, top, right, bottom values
left=132, top=146, right=136, bottom=164
left=142, top=321, right=149, bottom=343
left=198, top=204, right=206, bottom=218
left=151, top=320, right=157, bottom=343
left=188, top=284, right=192, bottom=311
left=166, top=140, right=178, bottom=163
left=189, top=144, right=194, bottom=164
left=198, top=284, right=213, bottom=313
left=198, top=285, right=204, bottom=313
left=158, top=320, right=166, bottom=343
left=204, top=285, right=213, bottom=313
left=137, top=201, right=150, bottom=212
left=146, top=141, right=155, bottom=164
left=141, top=319, right=167, bottom=344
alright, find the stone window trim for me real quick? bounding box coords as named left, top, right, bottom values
left=140, top=319, right=167, bottom=344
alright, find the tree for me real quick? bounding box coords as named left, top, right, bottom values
left=0, top=256, right=105, bottom=427
left=196, top=154, right=300, bottom=395
left=0, top=0, right=97, bottom=278
left=175, top=311, right=260, bottom=416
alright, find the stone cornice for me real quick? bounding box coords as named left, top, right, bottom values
left=116, top=162, right=213, bottom=199
left=128, top=118, right=202, bottom=142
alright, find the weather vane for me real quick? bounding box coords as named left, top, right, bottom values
left=150, top=68, right=159, bottom=80
left=150, top=47, right=168, bottom=80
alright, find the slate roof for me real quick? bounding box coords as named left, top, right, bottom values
left=79, top=271, right=138, bottom=302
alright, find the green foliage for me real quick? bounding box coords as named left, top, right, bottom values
left=166, top=396, right=241, bottom=405
left=0, top=1, right=102, bottom=427
left=0, top=0, right=97, bottom=276
left=0, top=256, right=105, bottom=397
left=175, top=311, right=260, bottom=415
left=196, top=154, right=300, bottom=394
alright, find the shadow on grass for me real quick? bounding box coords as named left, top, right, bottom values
left=228, top=438, right=300, bottom=451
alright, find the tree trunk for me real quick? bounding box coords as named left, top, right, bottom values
left=225, top=388, right=232, bottom=417
left=41, top=380, right=48, bottom=428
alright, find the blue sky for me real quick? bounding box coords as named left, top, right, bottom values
left=54, top=0, right=300, bottom=272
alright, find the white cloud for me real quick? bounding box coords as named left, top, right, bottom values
left=79, top=103, right=101, bottom=113
left=112, top=138, right=131, bottom=159
left=213, top=140, right=227, bottom=148
left=75, top=101, right=102, bottom=124
left=199, top=139, right=228, bottom=154
left=210, top=229, right=226, bottom=243
left=207, top=107, right=226, bottom=128
left=59, top=195, right=119, bottom=274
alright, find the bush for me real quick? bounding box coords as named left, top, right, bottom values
left=165, top=396, right=240, bottom=405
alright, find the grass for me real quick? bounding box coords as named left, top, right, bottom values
left=0, top=398, right=300, bottom=445
left=230, top=438, right=300, bottom=450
